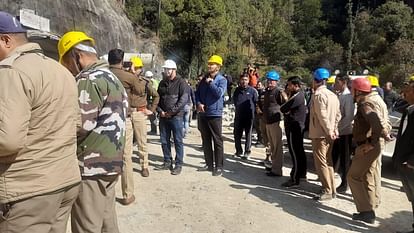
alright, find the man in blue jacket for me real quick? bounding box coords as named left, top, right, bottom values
left=233, top=73, right=258, bottom=159
left=195, top=55, right=227, bottom=176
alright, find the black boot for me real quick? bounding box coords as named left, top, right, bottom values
left=352, top=210, right=375, bottom=224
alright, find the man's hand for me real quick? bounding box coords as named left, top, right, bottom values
left=197, top=104, right=205, bottom=113
left=160, top=111, right=167, bottom=118
left=329, top=132, right=338, bottom=141
left=143, top=109, right=153, bottom=116
left=360, top=143, right=374, bottom=153
left=206, top=77, right=213, bottom=83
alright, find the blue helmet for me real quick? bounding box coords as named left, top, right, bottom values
left=313, top=68, right=330, bottom=81
left=266, top=70, right=280, bottom=81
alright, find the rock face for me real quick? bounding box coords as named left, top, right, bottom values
left=0, top=0, right=137, bottom=55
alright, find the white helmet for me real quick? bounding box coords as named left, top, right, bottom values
left=145, top=71, right=154, bottom=77
left=162, top=59, right=177, bottom=69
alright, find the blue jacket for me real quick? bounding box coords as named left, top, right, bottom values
left=195, top=73, right=227, bottom=117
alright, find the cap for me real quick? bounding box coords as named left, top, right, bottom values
left=0, top=11, right=26, bottom=33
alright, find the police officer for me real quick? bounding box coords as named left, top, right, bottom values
left=59, top=31, right=128, bottom=233
left=0, top=12, right=81, bottom=233
left=348, top=78, right=386, bottom=224
left=129, top=56, right=160, bottom=178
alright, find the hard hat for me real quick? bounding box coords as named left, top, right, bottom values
left=352, top=78, right=371, bottom=93
left=145, top=71, right=154, bottom=77
left=410, top=75, right=414, bottom=82
left=313, top=68, right=330, bottom=81
left=366, top=75, right=379, bottom=87
left=130, top=56, right=143, bottom=68
left=327, top=76, right=336, bottom=84
left=208, top=55, right=223, bottom=66
left=162, top=59, right=177, bottom=69
left=265, top=70, right=280, bottom=81
left=58, top=31, right=95, bottom=63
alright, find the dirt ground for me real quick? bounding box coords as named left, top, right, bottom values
left=69, top=120, right=413, bottom=233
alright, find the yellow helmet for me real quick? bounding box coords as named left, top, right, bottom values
left=327, top=76, right=336, bottom=84
left=208, top=55, right=223, bottom=66
left=366, top=75, right=379, bottom=87
left=410, top=75, right=414, bottom=82
left=130, top=56, right=143, bottom=68
left=58, top=31, right=95, bottom=63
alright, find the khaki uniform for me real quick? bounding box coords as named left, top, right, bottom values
left=309, top=85, right=341, bottom=195
left=348, top=97, right=386, bottom=212
left=0, top=43, right=81, bottom=232
left=363, top=92, right=390, bottom=207
left=110, top=67, right=159, bottom=171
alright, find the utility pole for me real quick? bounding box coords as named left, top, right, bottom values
left=346, top=0, right=354, bottom=71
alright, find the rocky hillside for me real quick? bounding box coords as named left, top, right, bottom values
left=0, top=0, right=154, bottom=57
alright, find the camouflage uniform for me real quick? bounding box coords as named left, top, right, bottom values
left=71, top=60, right=127, bottom=233
left=76, top=60, right=128, bottom=176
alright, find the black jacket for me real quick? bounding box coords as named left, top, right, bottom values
left=157, top=76, right=188, bottom=117
left=392, top=105, right=414, bottom=167
left=280, top=91, right=307, bottom=130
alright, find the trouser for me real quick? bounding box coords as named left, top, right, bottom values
left=149, top=113, right=158, bottom=134
left=132, top=111, right=148, bottom=169
left=121, top=118, right=134, bottom=199
left=234, top=116, right=254, bottom=154
left=347, top=143, right=381, bottom=212
left=266, top=122, right=283, bottom=175
left=0, top=183, right=79, bottom=233
left=71, top=175, right=119, bottom=233
left=159, top=116, right=184, bottom=166
left=183, top=104, right=192, bottom=137
left=285, top=121, right=307, bottom=183
left=399, top=164, right=414, bottom=226
left=198, top=116, right=224, bottom=169
left=312, top=138, right=335, bottom=194
left=332, top=134, right=353, bottom=187
left=373, top=139, right=385, bottom=207
left=259, top=116, right=269, bottom=147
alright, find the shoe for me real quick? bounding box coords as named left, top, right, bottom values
left=336, top=184, right=348, bottom=194
left=160, top=162, right=173, bottom=170
left=264, top=160, right=272, bottom=169
left=281, top=180, right=300, bottom=188
left=212, top=168, right=223, bottom=176
left=141, top=168, right=149, bottom=177
left=241, top=152, right=250, bottom=160
left=234, top=152, right=243, bottom=157
left=299, top=177, right=308, bottom=182
left=119, top=195, right=135, bottom=205
left=266, top=172, right=282, bottom=177
left=171, top=165, right=182, bottom=175
left=265, top=167, right=271, bottom=171
left=352, top=211, right=376, bottom=224
left=313, top=192, right=333, bottom=201
left=199, top=165, right=213, bottom=172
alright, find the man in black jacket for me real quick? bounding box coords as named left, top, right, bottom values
left=280, top=76, right=307, bottom=187
left=157, top=60, right=188, bottom=175
left=393, top=79, right=414, bottom=233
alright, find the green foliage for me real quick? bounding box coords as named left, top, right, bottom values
left=125, top=0, right=414, bottom=87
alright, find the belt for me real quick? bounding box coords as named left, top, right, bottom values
left=131, top=106, right=147, bottom=112
left=356, top=138, right=371, bottom=146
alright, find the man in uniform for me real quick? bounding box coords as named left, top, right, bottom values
left=108, top=48, right=136, bottom=205
left=0, top=11, right=81, bottom=233
left=58, top=31, right=127, bottom=233
left=348, top=78, right=387, bottom=224
left=309, top=68, right=341, bottom=201
left=129, top=56, right=160, bottom=178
